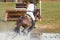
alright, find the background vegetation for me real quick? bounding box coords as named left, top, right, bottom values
left=0, top=1, right=60, bottom=33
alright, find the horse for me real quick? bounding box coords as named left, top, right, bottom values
left=14, top=7, right=41, bottom=35
left=34, top=9, right=41, bottom=21
left=34, top=5, right=41, bottom=21
left=14, top=14, right=33, bottom=35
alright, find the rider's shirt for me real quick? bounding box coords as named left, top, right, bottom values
left=27, top=4, right=35, bottom=21
left=27, top=4, right=34, bottom=12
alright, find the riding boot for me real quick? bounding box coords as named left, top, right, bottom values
left=32, top=20, right=36, bottom=28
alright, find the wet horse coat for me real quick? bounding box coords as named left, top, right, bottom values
left=14, top=15, right=33, bottom=34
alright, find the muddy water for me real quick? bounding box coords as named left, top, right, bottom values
left=0, top=32, right=60, bottom=40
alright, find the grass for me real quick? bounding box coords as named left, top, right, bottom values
left=37, top=1, right=60, bottom=33
left=0, top=2, right=16, bottom=31
left=0, top=1, right=60, bottom=33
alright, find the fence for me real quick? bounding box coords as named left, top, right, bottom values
left=0, top=0, right=14, bottom=2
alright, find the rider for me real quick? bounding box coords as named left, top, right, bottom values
left=26, top=0, right=35, bottom=28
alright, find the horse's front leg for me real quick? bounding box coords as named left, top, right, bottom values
left=14, top=24, right=21, bottom=34
left=22, top=27, right=29, bottom=35
left=27, top=26, right=34, bottom=33
left=23, top=27, right=32, bottom=35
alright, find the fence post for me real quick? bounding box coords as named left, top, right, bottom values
left=40, top=0, right=42, bottom=21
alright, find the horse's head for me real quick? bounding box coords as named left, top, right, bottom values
left=34, top=9, right=41, bottom=21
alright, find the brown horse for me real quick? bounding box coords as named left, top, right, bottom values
left=34, top=9, right=41, bottom=21
left=14, top=14, right=33, bottom=35
left=14, top=9, right=41, bottom=35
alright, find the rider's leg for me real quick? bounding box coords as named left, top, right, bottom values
left=32, top=20, right=35, bottom=28
left=30, top=13, right=35, bottom=28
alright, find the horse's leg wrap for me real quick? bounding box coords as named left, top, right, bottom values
left=14, top=27, right=20, bottom=33
left=22, top=27, right=29, bottom=35
left=14, top=24, right=21, bottom=34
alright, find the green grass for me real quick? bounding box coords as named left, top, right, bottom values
left=41, top=1, right=60, bottom=23
left=0, top=2, right=60, bottom=33
left=0, top=2, right=16, bottom=31
left=38, top=1, right=60, bottom=33
left=36, top=1, right=60, bottom=33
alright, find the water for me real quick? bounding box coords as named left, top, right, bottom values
left=0, top=31, right=40, bottom=40
left=40, top=33, right=60, bottom=40
left=0, top=32, right=60, bottom=40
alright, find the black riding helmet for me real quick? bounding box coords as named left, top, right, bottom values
left=29, top=0, right=34, bottom=3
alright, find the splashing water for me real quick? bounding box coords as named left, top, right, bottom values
left=0, top=31, right=39, bottom=40
left=7, top=31, right=31, bottom=40
left=0, top=32, right=60, bottom=40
